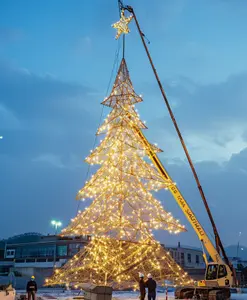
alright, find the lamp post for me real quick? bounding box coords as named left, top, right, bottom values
left=237, top=232, right=242, bottom=258
left=51, top=220, right=62, bottom=267
left=51, top=220, right=62, bottom=235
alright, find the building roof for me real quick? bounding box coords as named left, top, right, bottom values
left=166, top=244, right=203, bottom=252
left=3, top=233, right=89, bottom=247
left=6, top=233, right=43, bottom=244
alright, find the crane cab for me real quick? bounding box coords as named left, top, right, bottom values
left=198, top=262, right=232, bottom=287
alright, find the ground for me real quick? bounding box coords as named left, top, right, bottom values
left=15, top=289, right=247, bottom=300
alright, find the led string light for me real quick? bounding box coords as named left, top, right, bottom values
left=46, top=58, right=191, bottom=288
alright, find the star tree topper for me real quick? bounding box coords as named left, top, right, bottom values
left=112, top=9, right=133, bottom=40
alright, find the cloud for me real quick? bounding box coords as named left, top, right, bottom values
left=32, top=153, right=82, bottom=169
left=0, top=61, right=101, bottom=156
left=0, top=60, right=106, bottom=159
left=226, top=147, right=247, bottom=172
left=0, top=61, right=91, bottom=119
left=140, top=72, right=247, bottom=163
left=158, top=72, right=247, bottom=129
left=0, top=61, right=102, bottom=238
left=32, top=154, right=65, bottom=169
left=152, top=146, right=247, bottom=247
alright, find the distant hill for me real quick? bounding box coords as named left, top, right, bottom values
left=225, top=245, right=247, bottom=260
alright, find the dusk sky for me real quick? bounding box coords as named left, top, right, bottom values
left=1, top=0, right=247, bottom=249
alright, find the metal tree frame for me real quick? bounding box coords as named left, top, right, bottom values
left=46, top=58, right=192, bottom=288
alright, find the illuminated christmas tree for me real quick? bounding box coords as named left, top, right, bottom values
left=46, top=58, right=193, bottom=289
left=46, top=8, right=194, bottom=289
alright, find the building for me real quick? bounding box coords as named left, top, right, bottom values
left=166, top=242, right=205, bottom=269
left=4, top=232, right=90, bottom=265
left=163, top=242, right=206, bottom=280
left=0, top=232, right=90, bottom=288
left=229, top=257, right=247, bottom=270
left=228, top=257, right=247, bottom=286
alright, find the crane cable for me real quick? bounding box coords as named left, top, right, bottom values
left=123, top=4, right=233, bottom=270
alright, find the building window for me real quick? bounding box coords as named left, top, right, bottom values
left=196, top=255, right=199, bottom=264
left=15, top=259, right=25, bottom=263
left=180, top=252, right=185, bottom=266
left=57, top=245, right=67, bottom=257
left=206, top=264, right=218, bottom=280
left=187, top=253, right=191, bottom=263
left=15, top=246, right=55, bottom=258
left=37, top=258, right=47, bottom=262
left=26, top=259, right=35, bottom=263
left=6, top=249, right=15, bottom=258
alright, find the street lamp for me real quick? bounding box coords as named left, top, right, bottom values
left=237, top=232, right=242, bottom=258
left=51, top=220, right=62, bottom=235
left=51, top=220, right=62, bottom=268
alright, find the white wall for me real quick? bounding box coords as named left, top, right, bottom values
left=168, top=247, right=205, bottom=269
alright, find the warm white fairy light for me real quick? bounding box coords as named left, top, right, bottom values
left=46, top=58, right=190, bottom=288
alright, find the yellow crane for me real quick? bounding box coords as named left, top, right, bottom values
left=118, top=2, right=235, bottom=299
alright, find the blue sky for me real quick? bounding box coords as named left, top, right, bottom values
left=1, top=0, right=247, bottom=250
